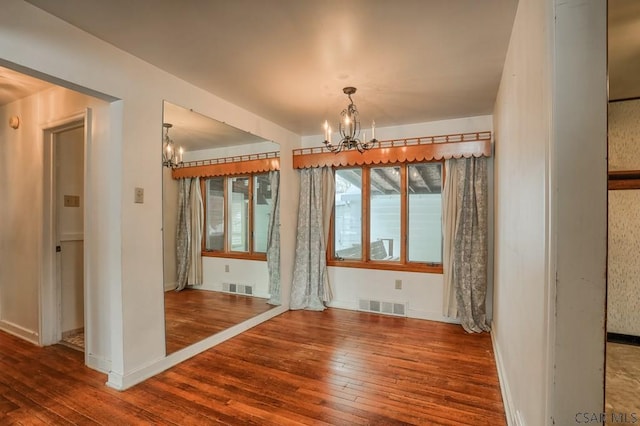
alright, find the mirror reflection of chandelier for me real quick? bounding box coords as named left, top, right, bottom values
left=162, top=123, right=183, bottom=169
left=323, top=87, right=377, bottom=153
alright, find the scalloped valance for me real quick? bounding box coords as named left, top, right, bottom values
left=172, top=151, right=280, bottom=179
left=292, top=131, right=492, bottom=169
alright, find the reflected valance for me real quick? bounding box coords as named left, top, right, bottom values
left=172, top=151, right=280, bottom=179
left=293, top=131, right=492, bottom=169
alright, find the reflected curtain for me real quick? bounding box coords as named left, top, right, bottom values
left=267, top=171, right=281, bottom=305
left=442, top=159, right=459, bottom=318
left=290, top=167, right=335, bottom=310
left=443, top=157, right=490, bottom=333
left=175, top=178, right=192, bottom=291
left=187, top=177, right=203, bottom=286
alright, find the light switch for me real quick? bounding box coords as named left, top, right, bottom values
left=64, top=195, right=80, bottom=207
left=134, top=187, right=144, bottom=204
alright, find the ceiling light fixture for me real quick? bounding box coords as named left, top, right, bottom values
left=162, top=123, right=183, bottom=169
left=323, top=87, right=377, bottom=153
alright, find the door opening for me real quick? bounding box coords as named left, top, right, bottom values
left=40, top=112, right=90, bottom=363
left=55, top=125, right=85, bottom=352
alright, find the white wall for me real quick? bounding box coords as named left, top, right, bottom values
left=493, top=0, right=606, bottom=424
left=551, top=0, right=606, bottom=422
left=0, top=92, right=42, bottom=343
left=0, top=0, right=301, bottom=390
left=200, top=258, right=269, bottom=298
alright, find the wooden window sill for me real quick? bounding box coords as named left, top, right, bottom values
left=202, top=251, right=266, bottom=261
left=327, top=259, right=443, bottom=274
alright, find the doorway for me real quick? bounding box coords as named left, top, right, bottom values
left=55, top=125, right=86, bottom=352
left=40, top=114, right=89, bottom=359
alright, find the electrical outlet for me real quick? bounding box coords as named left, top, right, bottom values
left=225, top=264, right=230, bottom=272
left=134, top=187, right=144, bottom=204
left=395, top=279, right=402, bottom=290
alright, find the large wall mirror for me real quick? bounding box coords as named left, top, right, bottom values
left=162, top=101, right=280, bottom=355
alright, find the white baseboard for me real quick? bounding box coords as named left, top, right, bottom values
left=491, top=321, right=515, bottom=426
left=86, top=352, right=111, bottom=374
left=326, top=300, right=461, bottom=324
left=0, top=320, right=39, bottom=345
left=164, top=281, right=176, bottom=292
left=106, top=305, right=288, bottom=391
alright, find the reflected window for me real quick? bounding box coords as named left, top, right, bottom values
left=228, top=176, right=249, bottom=252
left=205, top=178, right=224, bottom=251
left=253, top=174, right=272, bottom=253
left=203, top=172, right=269, bottom=259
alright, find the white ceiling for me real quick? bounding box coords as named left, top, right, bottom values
left=0, top=66, right=53, bottom=106
left=4, top=1, right=637, bottom=142
left=163, top=101, right=270, bottom=151
left=22, top=0, right=518, bottom=136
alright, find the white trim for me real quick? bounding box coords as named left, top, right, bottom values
left=87, top=353, right=111, bottom=374
left=0, top=320, right=39, bottom=345
left=106, top=305, right=288, bottom=390
left=491, top=322, right=515, bottom=426
left=60, top=232, right=84, bottom=242
left=326, top=300, right=462, bottom=324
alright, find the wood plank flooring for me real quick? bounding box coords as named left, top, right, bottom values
left=165, top=289, right=275, bottom=354
left=1, top=308, right=505, bottom=425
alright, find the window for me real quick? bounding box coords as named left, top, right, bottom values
left=331, top=162, right=443, bottom=272
left=203, top=173, right=272, bottom=259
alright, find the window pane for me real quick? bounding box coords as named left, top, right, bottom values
left=369, top=166, right=401, bottom=261
left=253, top=174, right=272, bottom=253
left=334, top=168, right=362, bottom=259
left=228, top=176, right=249, bottom=252
left=205, top=178, right=224, bottom=251
left=408, top=163, right=442, bottom=263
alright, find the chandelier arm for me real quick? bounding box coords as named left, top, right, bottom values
left=322, top=86, right=374, bottom=154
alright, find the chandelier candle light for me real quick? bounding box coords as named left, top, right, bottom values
left=162, top=122, right=184, bottom=169
left=323, top=87, right=377, bottom=153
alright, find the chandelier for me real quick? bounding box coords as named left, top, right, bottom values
left=162, top=123, right=183, bottom=169
left=323, top=87, right=377, bottom=153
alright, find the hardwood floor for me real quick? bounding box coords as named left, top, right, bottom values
left=0, top=309, right=505, bottom=425
left=164, top=289, right=275, bottom=354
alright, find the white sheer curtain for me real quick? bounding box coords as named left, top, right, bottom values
left=175, top=177, right=204, bottom=291
left=290, top=167, right=335, bottom=310
left=442, top=157, right=490, bottom=332
left=267, top=171, right=281, bottom=305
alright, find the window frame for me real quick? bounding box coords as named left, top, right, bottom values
left=328, top=160, right=444, bottom=274
left=201, top=173, right=269, bottom=261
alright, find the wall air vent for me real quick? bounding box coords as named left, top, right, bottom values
left=222, top=283, right=254, bottom=296
left=358, top=299, right=406, bottom=317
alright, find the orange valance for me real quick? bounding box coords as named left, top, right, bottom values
left=292, top=131, right=492, bottom=169
left=172, top=151, right=280, bottom=179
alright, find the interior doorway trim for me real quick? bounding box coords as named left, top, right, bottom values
left=40, top=109, right=92, bottom=369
